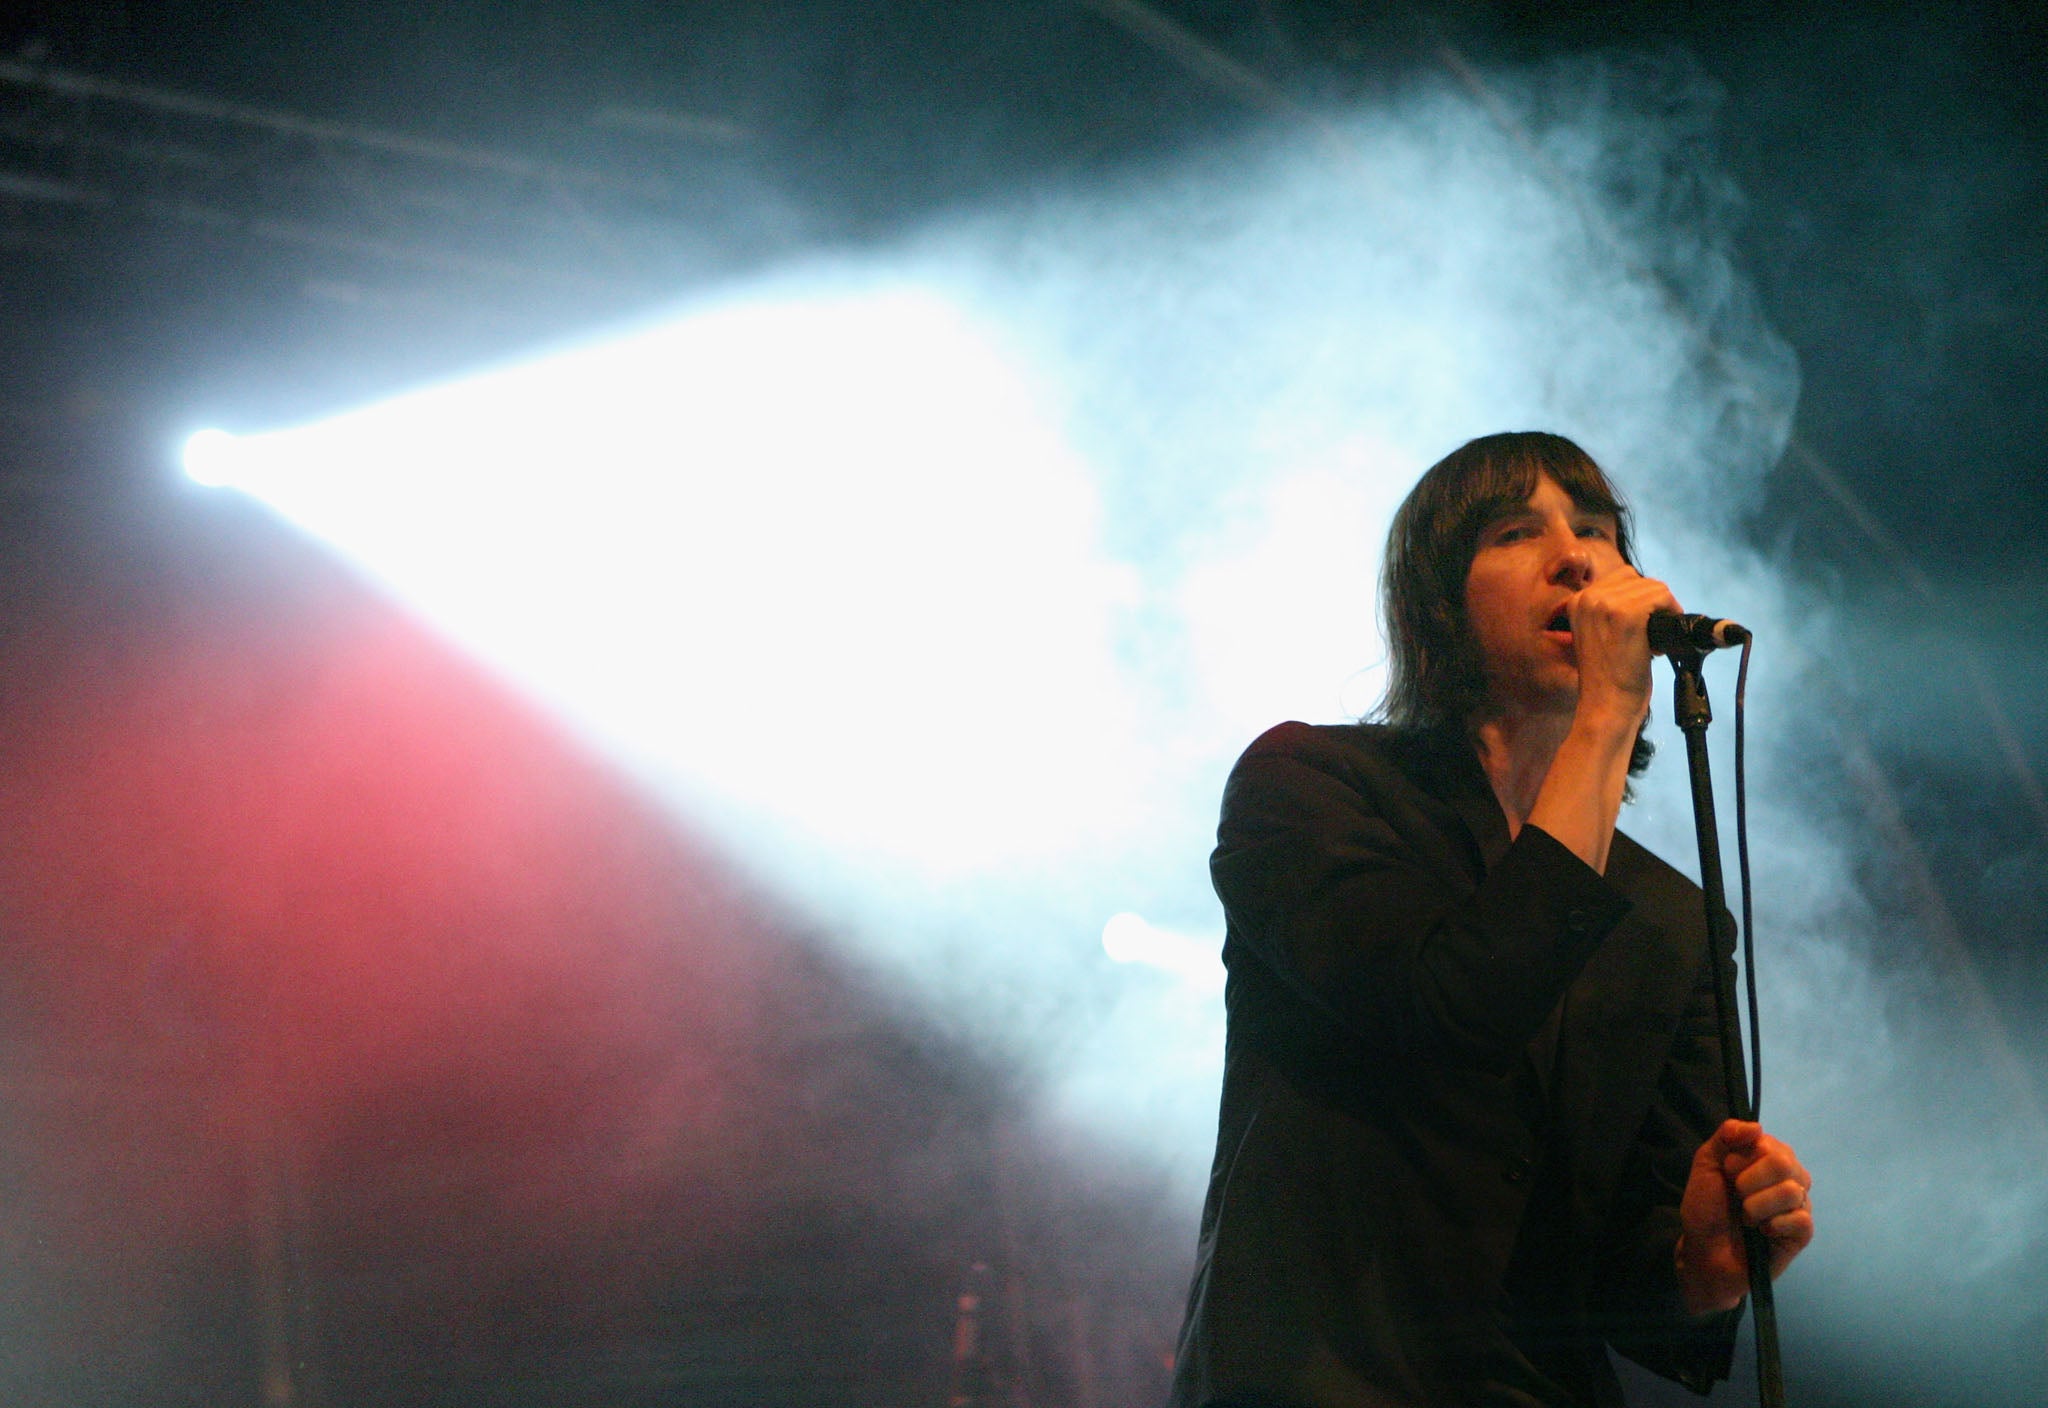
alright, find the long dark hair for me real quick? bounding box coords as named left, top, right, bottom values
left=1376, top=431, right=1652, bottom=772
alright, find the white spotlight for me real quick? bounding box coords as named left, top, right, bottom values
left=180, top=428, right=244, bottom=488
left=180, top=276, right=1147, bottom=881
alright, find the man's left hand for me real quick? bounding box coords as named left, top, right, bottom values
left=1675, top=1119, right=1814, bottom=1316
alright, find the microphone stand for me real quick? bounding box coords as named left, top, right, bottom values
left=1668, top=648, right=1785, bottom=1408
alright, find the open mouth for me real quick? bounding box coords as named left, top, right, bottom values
left=1545, top=609, right=1572, bottom=634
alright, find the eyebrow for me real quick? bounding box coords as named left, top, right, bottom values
left=1477, top=501, right=1549, bottom=529
left=1475, top=500, right=1618, bottom=536
left=1474, top=496, right=1535, bottom=525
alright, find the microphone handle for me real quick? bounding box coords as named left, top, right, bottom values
left=1649, top=611, right=1750, bottom=655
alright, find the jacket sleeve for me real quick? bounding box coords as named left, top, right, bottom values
left=1209, top=723, right=1633, bottom=1073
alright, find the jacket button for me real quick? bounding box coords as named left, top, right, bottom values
left=1565, top=908, right=1592, bottom=935
left=1505, top=1157, right=1534, bottom=1183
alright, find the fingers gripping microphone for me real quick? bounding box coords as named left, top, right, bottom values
left=1648, top=611, right=1750, bottom=654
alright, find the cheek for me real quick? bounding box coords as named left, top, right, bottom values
left=1462, top=577, right=1512, bottom=651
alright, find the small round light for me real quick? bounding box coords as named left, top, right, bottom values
left=181, top=428, right=240, bottom=488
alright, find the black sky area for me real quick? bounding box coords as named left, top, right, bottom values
left=2, top=3, right=2046, bottom=1407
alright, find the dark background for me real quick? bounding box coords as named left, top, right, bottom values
left=2, top=3, right=2043, bottom=1405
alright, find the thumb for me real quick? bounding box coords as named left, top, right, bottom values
left=1703, top=1119, right=1761, bottom=1173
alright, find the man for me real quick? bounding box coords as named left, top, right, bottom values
left=1169, top=432, right=1813, bottom=1407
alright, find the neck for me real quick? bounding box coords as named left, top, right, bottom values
left=1469, top=707, right=1573, bottom=839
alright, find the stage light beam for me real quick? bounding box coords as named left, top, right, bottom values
left=176, top=278, right=1151, bottom=885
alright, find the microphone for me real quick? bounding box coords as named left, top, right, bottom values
left=1648, top=611, right=1750, bottom=654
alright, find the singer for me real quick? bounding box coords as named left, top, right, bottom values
left=1169, top=432, right=1813, bottom=1408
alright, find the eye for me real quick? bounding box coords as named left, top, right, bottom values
left=1575, top=522, right=1614, bottom=541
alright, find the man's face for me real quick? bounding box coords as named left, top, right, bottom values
left=1461, top=472, right=1627, bottom=719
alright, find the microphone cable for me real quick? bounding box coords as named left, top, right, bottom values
left=1734, top=635, right=1762, bottom=1118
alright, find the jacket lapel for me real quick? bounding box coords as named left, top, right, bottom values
left=1556, top=833, right=1712, bottom=1193
left=1406, top=729, right=1568, bottom=1102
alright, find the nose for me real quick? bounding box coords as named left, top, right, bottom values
left=1550, top=541, right=1594, bottom=589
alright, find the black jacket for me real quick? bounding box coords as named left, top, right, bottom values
left=1169, top=722, right=1740, bottom=1408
